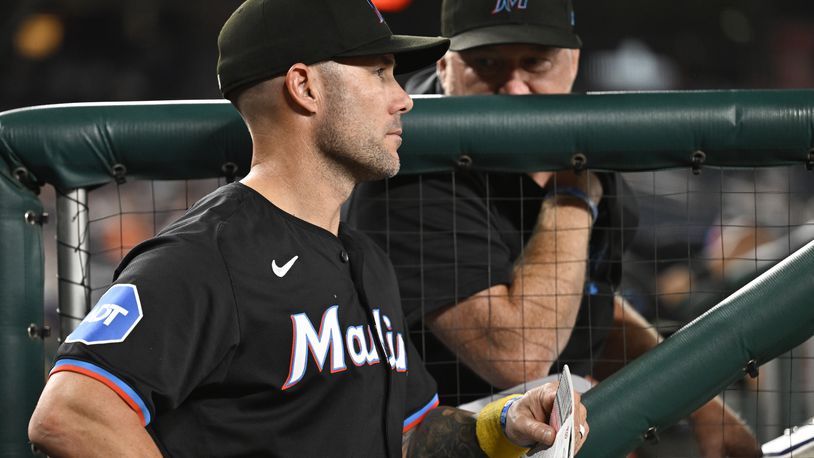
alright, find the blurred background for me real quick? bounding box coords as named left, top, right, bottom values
left=2, top=0, right=814, bottom=112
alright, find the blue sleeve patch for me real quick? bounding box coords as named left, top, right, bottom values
left=65, top=284, right=144, bottom=345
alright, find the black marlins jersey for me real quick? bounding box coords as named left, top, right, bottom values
left=54, top=182, right=438, bottom=457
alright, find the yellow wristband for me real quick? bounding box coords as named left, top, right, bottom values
left=476, top=394, right=529, bottom=458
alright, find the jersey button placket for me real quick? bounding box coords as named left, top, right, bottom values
left=339, top=250, right=349, bottom=263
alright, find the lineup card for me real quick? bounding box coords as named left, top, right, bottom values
left=761, top=422, right=814, bottom=457
left=526, top=365, right=576, bottom=458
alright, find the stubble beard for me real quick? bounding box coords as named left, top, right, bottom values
left=316, top=89, right=400, bottom=183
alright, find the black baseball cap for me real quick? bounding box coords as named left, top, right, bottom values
left=442, top=0, right=582, bottom=51
left=217, top=0, right=450, bottom=99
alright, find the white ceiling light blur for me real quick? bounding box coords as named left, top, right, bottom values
left=587, top=39, right=679, bottom=91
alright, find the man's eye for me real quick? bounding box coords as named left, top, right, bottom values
left=473, top=58, right=498, bottom=69
left=470, top=57, right=503, bottom=75
left=376, top=68, right=386, bottom=78
left=524, top=58, right=554, bottom=73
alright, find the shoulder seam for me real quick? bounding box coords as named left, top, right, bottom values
left=215, top=220, right=243, bottom=346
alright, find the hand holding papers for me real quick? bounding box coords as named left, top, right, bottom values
left=527, top=365, right=584, bottom=458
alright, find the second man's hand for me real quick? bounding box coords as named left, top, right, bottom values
left=504, top=383, right=590, bottom=454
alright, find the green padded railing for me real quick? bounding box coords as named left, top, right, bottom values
left=1, top=90, right=812, bottom=192
left=580, top=239, right=814, bottom=457
left=1, top=91, right=813, bottom=457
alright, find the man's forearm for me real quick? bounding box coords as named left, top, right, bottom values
left=404, top=384, right=586, bottom=458
left=403, top=407, right=486, bottom=458
left=509, top=198, right=595, bottom=355
left=428, top=199, right=595, bottom=387
left=594, top=295, right=663, bottom=380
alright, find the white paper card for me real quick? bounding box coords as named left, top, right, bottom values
left=526, top=364, right=577, bottom=458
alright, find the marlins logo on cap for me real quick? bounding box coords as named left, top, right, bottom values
left=492, top=0, right=529, bottom=14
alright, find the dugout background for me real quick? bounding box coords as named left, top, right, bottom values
left=3, top=0, right=814, bottom=111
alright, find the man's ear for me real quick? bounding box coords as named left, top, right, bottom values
left=284, top=63, right=318, bottom=114
left=436, top=54, right=448, bottom=84
left=569, top=48, right=581, bottom=84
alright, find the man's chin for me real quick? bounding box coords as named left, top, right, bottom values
left=358, top=161, right=400, bottom=182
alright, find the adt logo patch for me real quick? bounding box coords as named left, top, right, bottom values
left=65, top=284, right=143, bottom=345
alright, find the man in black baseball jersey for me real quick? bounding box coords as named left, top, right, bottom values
left=28, top=0, right=588, bottom=456
left=349, top=0, right=760, bottom=456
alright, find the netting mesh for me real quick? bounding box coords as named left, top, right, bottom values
left=42, top=165, right=813, bottom=456
left=85, top=179, right=224, bottom=303
left=624, top=167, right=814, bottom=327
left=619, top=167, right=814, bottom=454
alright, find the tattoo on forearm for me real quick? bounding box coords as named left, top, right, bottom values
left=404, top=407, right=487, bottom=458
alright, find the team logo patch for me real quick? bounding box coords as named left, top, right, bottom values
left=65, top=284, right=144, bottom=345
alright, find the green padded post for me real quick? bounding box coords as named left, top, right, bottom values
left=0, top=167, right=44, bottom=457
left=580, top=240, right=814, bottom=458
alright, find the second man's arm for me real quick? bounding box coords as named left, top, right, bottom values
left=426, top=171, right=603, bottom=388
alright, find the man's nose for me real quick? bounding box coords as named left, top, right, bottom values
left=498, top=70, right=532, bottom=95
left=395, top=85, right=414, bottom=113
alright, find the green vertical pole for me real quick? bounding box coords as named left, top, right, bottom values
left=0, top=167, right=44, bottom=457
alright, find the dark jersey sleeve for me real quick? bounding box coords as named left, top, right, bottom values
left=349, top=173, right=514, bottom=324
left=53, top=235, right=240, bottom=426
left=402, top=335, right=440, bottom=433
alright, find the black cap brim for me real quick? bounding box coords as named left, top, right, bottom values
left=449, top=24, right=581, bottom=51
left=337, top=35, right=450, bottom=74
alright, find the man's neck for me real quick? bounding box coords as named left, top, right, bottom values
left=241, top=150, right=354, bottom=236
